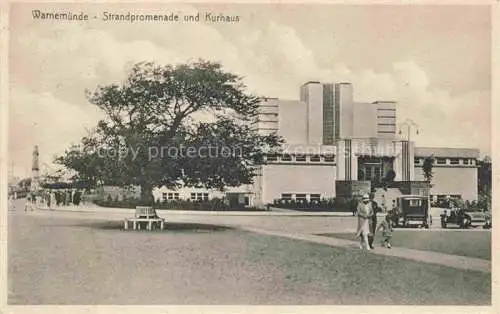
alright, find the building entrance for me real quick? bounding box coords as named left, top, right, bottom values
left=358, top=156, right=394, bottom=182
left=360, top=163, right=382, bottom=182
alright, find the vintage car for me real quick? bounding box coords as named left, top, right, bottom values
left=440, top=207, right=489, bottom=229
left=390, top=195, right=431, bottom=229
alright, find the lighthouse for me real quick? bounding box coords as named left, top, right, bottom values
left=31, top=145, right=40, bottom=193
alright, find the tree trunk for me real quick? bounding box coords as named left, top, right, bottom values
left=140, top=183, right=154, bottom=206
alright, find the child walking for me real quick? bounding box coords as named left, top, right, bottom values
left=377, top=214, right=394, bottom=248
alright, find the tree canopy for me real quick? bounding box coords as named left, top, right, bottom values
left=477, top=155, right=492, bottom=210
left=56, top=60, right=282, bottom=204
left=422, top=155, right=435, bottom=183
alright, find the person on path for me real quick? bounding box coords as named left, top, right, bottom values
left=356, top=194, right=373, bottom=250
left=368, top=193, right=381, bottom=249
left=377, top=214, right=394, bottom=248
left=351, top=197, right=359, bottom=216
left=8, top=193, right=14, bottom=211
left=24, top=193, right=34, bottom=212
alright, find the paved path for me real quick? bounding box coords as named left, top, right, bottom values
left=22, top=203, right=491, bottom=273
left=242, top=227, right=491, bottom=274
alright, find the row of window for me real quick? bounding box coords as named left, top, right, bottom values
left=281, top=193, right=322, bottom=201
left=414, top=158, right=476, bottom=166
left=266, top=154, right=335, bottom=163
left=161, top=192, right=210, bottom=201
left=431, top=194, right=462, bottom=201
left=162, top=193, right=180, bottom=201
left=191, top=193, right=209, bottom=201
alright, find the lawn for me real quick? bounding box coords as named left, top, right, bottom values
left=319, top=230, right=491, bottom=260
left=9, top=213, right=491, bottom=305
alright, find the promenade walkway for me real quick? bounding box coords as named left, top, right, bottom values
left=242, top=227, right=491, bottom=274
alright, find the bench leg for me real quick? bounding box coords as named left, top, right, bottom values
left=124, top=220, right=128, bottom=230
left=161, top=219, right=165, bottom=230
left=148, top=221, right=152, bottom=230
left=133, top=220, right=137, bottom=230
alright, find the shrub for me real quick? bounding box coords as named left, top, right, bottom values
left=93, top=197, right=264, bottom=211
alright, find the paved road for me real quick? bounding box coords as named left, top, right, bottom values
left=24, top=202, right=489, bottom=234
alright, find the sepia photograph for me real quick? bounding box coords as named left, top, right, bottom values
left=5, top=2, right=493, bottom=308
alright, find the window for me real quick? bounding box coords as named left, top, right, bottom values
left=324, top=155, right=335, bottom=162
left=295, top=155, right=306, bottom=162
left=310, top=194, right=321, bottom=202
left=190, top=193, right=196, bottom=201
left=196, top=193, right=203, bottom=201
left=409, top=199, right=422, bottom=207
left=449, top=158, right=460, bottom=165
left=436, top=158, right=447, bottom=165
left=266, top=155, right=278, bottom=162
left=162, top=193, right=167, bottom=202
left=414, top=188, right=428, bottom=197
left=165, top=193, right=179, bottom=200
left=281, top=193, right=292, bottom=200
left=296, top=194, right=307, bottom=201
left=310, top=155, right=321, bottom=162
left=203, top=193, right=209, bottom=201
left=281, top=154, right=292, bottom=161
left=414, top=158, right=421, bottom=165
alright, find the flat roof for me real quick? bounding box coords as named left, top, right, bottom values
left=414, top=147, right=480, bottom=158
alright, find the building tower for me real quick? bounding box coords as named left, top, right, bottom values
left=31, top=145, right=40, bottom=193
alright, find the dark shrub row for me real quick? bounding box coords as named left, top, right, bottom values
left=93, top=197, right=265, bottom=211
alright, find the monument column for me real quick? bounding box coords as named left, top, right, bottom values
left=31, top=145, right=40, bottom=194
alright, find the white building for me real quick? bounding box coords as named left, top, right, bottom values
left=247, top=81, right=479, bottom=207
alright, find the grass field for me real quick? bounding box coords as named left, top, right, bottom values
left=9, top=213, right=491, bottom=305
left=319, top=230, right=491, bottom=260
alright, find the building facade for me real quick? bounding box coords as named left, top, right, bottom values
left=250, top=81, right=479, bottom=206
left=153, top=81, right=480, bottom=207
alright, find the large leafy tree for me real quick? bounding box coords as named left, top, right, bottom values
left=54, top=137, right=112, bottom=189
left=477, top=155, right=492, bottom=210
left=57, top=60, right=282, bottom=204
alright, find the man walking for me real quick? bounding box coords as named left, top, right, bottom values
left=368, top=193, right=381, bottom=249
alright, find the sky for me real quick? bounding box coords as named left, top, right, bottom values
left=9, top=3, right=491, bottom=178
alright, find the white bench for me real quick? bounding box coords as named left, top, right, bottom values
left=124, top=206, right=165, bottom=231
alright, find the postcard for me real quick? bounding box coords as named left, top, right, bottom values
left=3, top=1, right=495, bottom=313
